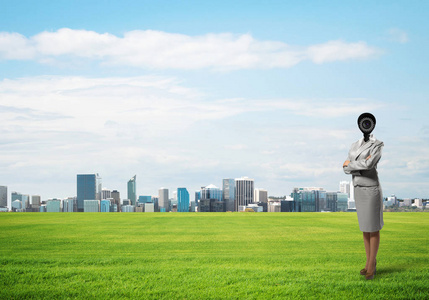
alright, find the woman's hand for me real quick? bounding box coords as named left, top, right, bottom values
left=343, top=160, right=350, bottom=167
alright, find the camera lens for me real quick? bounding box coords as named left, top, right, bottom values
left=362, top=120, right=372, bottom=130
left=359, top=117, right=374, bottom=133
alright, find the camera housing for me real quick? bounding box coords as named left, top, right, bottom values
left=357, top=113, right=376, bottom=141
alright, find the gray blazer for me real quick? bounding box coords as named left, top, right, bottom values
left=343, top=135, right=384, bottom=187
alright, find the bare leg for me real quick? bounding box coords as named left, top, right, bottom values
left=367, top=231, right=380, bottom=274
left=363, top=232, right=371, bottom=270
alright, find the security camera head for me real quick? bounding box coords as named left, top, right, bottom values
left=357, top=112, right=376, bottom=141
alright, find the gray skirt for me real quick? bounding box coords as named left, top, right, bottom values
left=354, top=185, right=384, bottom=232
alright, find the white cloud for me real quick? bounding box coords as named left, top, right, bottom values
left=388, top=28, right=409, bottom=44
left=0, top=28, right=380, bottom=70
left=0, top=32, right=35, bottom=59
left=307, top=40, right=380, bottom=64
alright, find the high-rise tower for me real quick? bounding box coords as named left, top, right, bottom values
left=177, top=187, right=189, bottom=212
left=111, top=190, right=120, bottom=212
left=339, top=181, right=351, bottom=198
left=127, top=175, right=137, bottom=206
left=77, top=174, right=102, bottom=212
left=254, top=188, right=268, bottom=203
left=222, top=179, right=235, bottom=212
left=235, top=177, right=254, bottom=211
left=158, top=188, right=169, bottom=212
left=0, top=186, right=7, bottom=208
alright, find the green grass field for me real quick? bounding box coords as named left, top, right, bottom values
left=0, top=212, right=428, bottom=299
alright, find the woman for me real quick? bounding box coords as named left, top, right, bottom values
left=343, top=113, right=384, bottom=280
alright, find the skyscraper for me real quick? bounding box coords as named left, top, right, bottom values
left=102, top=188, right=111, bottom=200
left=127, top=175, right=136, bottom=206
left=200, top=184, right=223, bottom=201
left=177, top=188, right=189, bottom=212
left=77, top=174, right=102, bottom=212
left=111, top=190, right=120, bottom=212
left=159, top=188, right=169, bottom=212
left=235, top=177, right=254, bottom=211
left=254, top=189, right=268, bottom=203
left=339, top=181, right=351, bottom=198
left=31, top=195, right=41, bottom=206
left=199, top=184, right=224, bottom=212
left=222, top=179, right=235, bottom=212
left=0, top=186, right=7, bottom=208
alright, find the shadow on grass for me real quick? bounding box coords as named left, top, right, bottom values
left=377, top=265, right=407, bottom=277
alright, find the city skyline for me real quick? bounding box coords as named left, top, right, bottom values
left=1, top=1, right=428, bottom=200
left=6, top=175, right=423, bottom=213
left=3, top=173, right=423, bottom=211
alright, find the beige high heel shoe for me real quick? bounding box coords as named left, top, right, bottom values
left=365, top=260, right=377, bottom=280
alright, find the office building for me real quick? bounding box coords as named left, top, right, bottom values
left=268, top=201, right=281, bottom=212
left=46, top=199, right=62, bottom=212
left=190, top=200, right=196, bottom=212
left=11, top=192, right=30, bottom=211
left=223, top=179, right=235, bottom=212
left=312, top=189, right=326, bottom=212
left=32, top=195, right=41, bottom=207
left=195, top=190, right=201, bottom=207
left=254, top=189, right=268, bottom=203
left=84, top=200, right=100, bottom=212
left=400, top=199, right=412, bottom=207
left=0, top=186, right=7, bottom=208
left=121, top=205, right=135, bottom=212
left=291, top=188, right=316, bottom=212
left=138, top=196, right=152, bottom=204
left=63, top=197, right=77, bottom=212
left=144, top=203, right=155, bottom=212
left=127, top=175, right=136, bottom=206
left=326, top=192, right=338, bottom=212
left=235, top=177, right=254, bottom=212
left=280, top=198, right=293, bottom=212
left=100, top=199, right=111, bottom=212
left=177, top=188, right=189, bottom=212
left=102, top=188, right=111, bottom=200
left=77, top=174, right=102, bottom=212
left=348, top=199, right=356, bottom=210
left=385, top=195, right=398, bottom=207
left=199, top=184, right=224, bottom=212
left=152, top=196, right=159, bottom=212
left=337, top=193, right=348, bottom=212
left=339, top=181, right=351, bottom=198
left=159, top=188, right=169, bottom=212
left=111, top=190, right=120, bottom=212
left=12, top=200, right=23, bottom=212
left=412, top=199, right=423, bottom=209
left=200, top=184, right=222, bottom=201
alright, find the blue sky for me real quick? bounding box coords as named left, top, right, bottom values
left=1, top=0, right=428, bottom=204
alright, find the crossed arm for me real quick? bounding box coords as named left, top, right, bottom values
left=343, top=144, right=383, bottom=174
left=343, top=155, right=371, bottom=167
